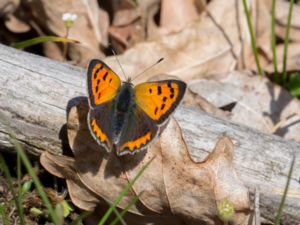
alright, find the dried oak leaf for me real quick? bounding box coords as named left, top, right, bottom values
left=41, top=98, right=253, bottom=224
left=104, top=0, right=247, bottom=84
left=25, top=0, right=106, bottom=65
left=275, top=0, right=300, bottom=42
left=265, top=43, right=300, bottom=73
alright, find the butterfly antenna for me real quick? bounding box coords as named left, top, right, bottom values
left=110, top=46, right=127, bottom=80
left=131, top=58, right=164, bottom=82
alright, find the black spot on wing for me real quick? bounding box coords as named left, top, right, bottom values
left=163, top=96, right=167, bottom=102
left=170, top=94, right=174, bottom=99
left=154, top=107, right=158, bottom=115
left=103, top=71, right=108, bottom=81
left=157, top=86, right=162, bottom=95
left=93, top=65, right=103, bottom=79
left=161, top=104, right=165, bottom=110
left=149, top=88, right=152, bottom=94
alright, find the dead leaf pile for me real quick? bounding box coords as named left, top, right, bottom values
left=41, top=98, right=252, bottom=224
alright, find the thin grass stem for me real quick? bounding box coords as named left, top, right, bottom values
left=110, top=192, right=143, bottom=225
left=274, top=155, right=295, bottom=225
left=98, top=157, right=155, bottom=225
left=0, top=154, right=25, bottom=225
left=282, top=0, right=295, bottom=85
left=111, top=204, right=127, bottom=225
left=271, top=0, right=279, bottom=82
left=10, top=138, right=60, bottom=225
left=242, top=0, right=264, bottom=76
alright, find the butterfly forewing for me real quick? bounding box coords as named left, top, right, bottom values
left=87, top=59, right=121, bottom=108
left=134, top=80, right=186, bottom=124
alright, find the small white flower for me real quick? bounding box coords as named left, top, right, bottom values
left=62, top=13, right=77, bottom=22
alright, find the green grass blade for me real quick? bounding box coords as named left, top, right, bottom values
left=70, top=211, right=92, bottom=225
left=111, top=204, right=127, bottom=225
left=242, top=0, right=264, bottom=76
left=10, top=138, right=60, bottom=225
left=98, top=157, right=155, bottom=225
left=0, top=154, right=25, bottom=225
left=271, top=0, right=279, bottom=82
left=12, top=36, right=79, bottom=49
left=17, top=153, right=21, bottom=191
left=274, top=155, right=295, bottom=225
left=282, top=0, right=295, bottom=85
left=109, top=192, right=143, bottom=225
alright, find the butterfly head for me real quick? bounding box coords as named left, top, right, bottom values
left=123, top=77, right=133, bottom=86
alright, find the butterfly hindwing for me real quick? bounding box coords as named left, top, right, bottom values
left=87, top=100, right=114, bottom=152
left=116, top=106, right=158, bottom=156
left=134, top=80, right=186, bottom=124
left=87, top=59, right=121, bottom=108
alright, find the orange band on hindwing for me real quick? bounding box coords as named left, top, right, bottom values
left=120, top=131, right=152, bottom=152
left=91, top=119, right=111, bottom=148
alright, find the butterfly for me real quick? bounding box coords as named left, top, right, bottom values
left=86, top=59, right=187, bottom=156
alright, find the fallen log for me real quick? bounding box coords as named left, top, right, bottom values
left=0, top=44, right=299, bottom=224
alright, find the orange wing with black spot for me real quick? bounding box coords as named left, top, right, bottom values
left=87, top=59, right=121, bottom=152
left=134, top=80, right=187, bottom=125
left=87, top=59, right=121, bottom=108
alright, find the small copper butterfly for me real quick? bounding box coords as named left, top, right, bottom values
left=87, top=59, right=187, bottom=156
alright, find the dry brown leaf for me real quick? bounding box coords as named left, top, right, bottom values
left=108, top=0, right=152, bottom=52
left=160, top=0, right=200, bottom=34
left=25, top=0, right=106, bottom=65
left=108, top=2, right=143, bottom=51
left=189, top=71, right=300, bottom=141
left=237, top=0, right=272, bottom=71
left=275, top=0, right=300, bottom=42
left=40, top=151, right=101, bottom=211
left=4, top=13, right=30, bottom=33
left=40, top=97, right=253, bottom=224
left=0, top=0, right=19, bottom=16
left=265, top=43, right=300, bottom=73
left=103, top=0, right=247, bottom=84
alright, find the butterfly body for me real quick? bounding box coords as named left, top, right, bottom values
left=87, top=59, right=186, bottom=156
left=110, top=82, right=135, bottom=144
